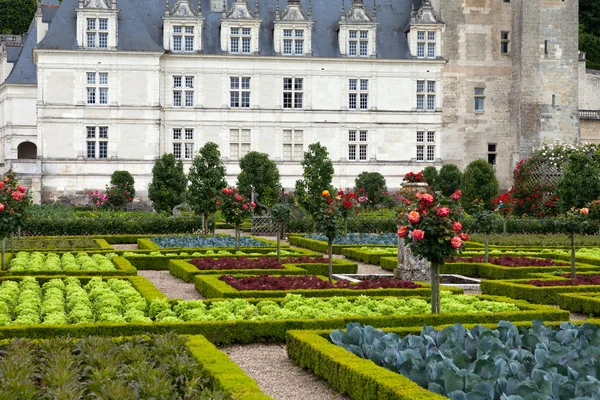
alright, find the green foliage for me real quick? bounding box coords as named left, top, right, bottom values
left=0, top=0, right=36, bottom=35
left=148, top=154, right=187, bottom=213
left=295, top=142, right=334, bottom=216
left=422, top=166, right=438, bottom=189
left=236, top=152, right=281, bottom=207
left=271, top=203, right=291, bottom=224
left=0, top=171, right=32, bottom=239
left=187, top=143, right=227, bottom=230
left=10, top=252, right=117, bottom=272
left=557, top=152, right=600, bottom=212
left=354, top=172, right=386, bottom=207
left=470, top=201, right=499, bottom=235
left=436, top=164, right=462, bottom=196
left=461, top=159, right=499, bottom=213
left=218, top=188, right=254, bottom=227
left=110, top=171, right=135, bottom=198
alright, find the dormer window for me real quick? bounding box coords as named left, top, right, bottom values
left=163, top=0, right=203, bottom=53
left=86, top=18, right=109, bottom=49
left=416, top=31, right=436, bottom=59
left=338, top=0, right=377, bottom=58
left=283, top=29, right=304, bottom=56
left=408, top=0, right=444, bottom=60
left=349, top=30, right=368, bottom=57
left=230, top=27, right=252, bottom=54
left=173, top=26, right=195, bottom=52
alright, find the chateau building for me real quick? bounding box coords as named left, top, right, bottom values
left=0, top=0, right=593, bottom=203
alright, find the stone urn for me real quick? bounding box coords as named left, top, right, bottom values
left=395, top=182, right=431, bottom=282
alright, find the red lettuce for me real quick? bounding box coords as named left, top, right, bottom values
left=218, top=275, right=422, bottom=290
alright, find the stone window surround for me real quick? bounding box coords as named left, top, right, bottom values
left=282, top=128, right=304, bottom=161
left=85, top=125, right=109, bottom=159
left=339, top=24, right=377, bottom=58
left=221, top=20, right=261, bottom=55
left=347, top=129, right=369, bottom=161
left=172, top=127, right=195, bottom=160
left=273, top=21, right=314, bottom=56
left=415, top=130, right=436, bottom=162
left=76, top=8, right=118, bottom=50
left=163, top=19, right=203, bottom=53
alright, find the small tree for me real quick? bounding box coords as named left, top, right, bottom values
left=470, top=199, right=499, bottom=263
left=218, top=188, right=255, bottom=251
left=557, top=152, right=600, bottom=213
left=295, top=142, right=334, bottom=217
left=105, top=170, right=135, bottom=210
left=437, top=164, right=462, bottom=196
left=271, top=202, right=291, bottom=263
left=187, top=142, right=227, bottom=233
left=148, top=153, right=187, bottom=214
left=461, top=159, right=499, bottom=213
left=555, top=208, right=590, bottom=279
left=0, top=172, right=31, bottom=268
left=237, top=152, right=282, bottom=207
left=422, top=166, right=438, bottom=190
left=313, top=189, right=343, bottom=283
left=354, top=172, right=386, bottom=208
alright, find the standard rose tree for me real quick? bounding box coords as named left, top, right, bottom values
left=397, top=189, right=467, bottom=313
left=217, top=187, right=256, bottom=251
left=0, top=172, right=31, bottom=268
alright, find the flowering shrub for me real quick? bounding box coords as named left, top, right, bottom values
left=492, top=192, right=513, bottom=216
left=88, top=184, right=133, bottom=210
left=189, top=256, right=326, bottom=270
left=88, top=190, right=108, bottom=208
left=218, top=275, right=422, bottom=290
left=0, top=172, right=31, bottom=240
left=403, top=171, right=425, bottom=183
left=218, top=187, right=255, bottom=227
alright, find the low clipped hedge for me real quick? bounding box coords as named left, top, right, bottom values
left=194, top=275, right=463, bottom=299
left=440, top=261, right=599, bottom=280
left=481, top=277, right=600, bottom=304
left=169, top=260, right=308, bottom=282
left=380, top=257, right=398, bottom=271
left=287, top=330, right=444, bottom=400
left=186, top=335, right=274, bottom=399
left=138, top=238, right=161, bottom=250
left=5, top=256, right=138, bottom=277
left=0, top=295, right=568, bottom=344
left=342, top=247, right=397, bottom=265
left=557, top=293, right=600, bottom=316
left=292, top=237, right=395, bottom=254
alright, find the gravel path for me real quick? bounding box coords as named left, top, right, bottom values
left=223, top=344, right=349, bottom=400
left=111, top=244, right=139, bottom=250
left=136, top=270, right=203, bottom=300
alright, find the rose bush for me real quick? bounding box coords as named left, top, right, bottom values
left=218, top=187, right=256, bottom=251
left=0, top=172, right=31, bottom=268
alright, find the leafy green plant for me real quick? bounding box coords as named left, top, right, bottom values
left=295, top=142, right=334, bottom=218
left=355, top=172, right=386, bottom=208
left=148, top=153, right=187, bottom=214
left=437, top=164, right=462, bottom=196
left=236, top=152, right=282, bottom=207
left=461, top=160, right=499, bottom=213
left=422, top=166, right=438, bottom=189
left=557, top=152, right=600, bottom=213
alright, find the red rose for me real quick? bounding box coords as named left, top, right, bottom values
left=17, top=186, right=26, bottom=193
left=460, top=232, right=469, bottom=241
left=235, top=195, right=243, bottom=201
left=397, top=226, right=408, bottom=238
left=412, top=229, right=425, bottom=240
left=408, top=211, right=420, bottom=223
left=452, top=221, right=462, bottom=232
left=451, top=236, right=463, bottom=249
left=0, top=203, right=4, bottom=212
left=451, top=190, right=462, bottom=201
left=242, top=204, right=248, bottom=210
left=250, top=202, right=256, bottom=208
left=437, top=207, right=450, bottom=217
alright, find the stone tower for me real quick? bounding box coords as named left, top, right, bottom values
left=438, top=0, right=580, bottom=189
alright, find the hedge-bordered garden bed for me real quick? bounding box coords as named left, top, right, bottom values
left=480, top=277, right=600, bottom=304
left=289, top=236, right=395, bottom=254
left=341, top=247, right=398, bottom=265
left=4, top=255, right=137, bottom=277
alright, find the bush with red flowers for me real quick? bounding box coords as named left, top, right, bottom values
left=0, top=171, right=31, bottom=267
left=403, top=171, right=425, bottom=183
left=397, top=188, right=466, bottom=313
left=218, top=275, right=422, bottom=290
left=448, top=256, right=567, bottom=267
left=189, top=256, right=327, bottom=270
left=218, top=187, right=256, bottom=250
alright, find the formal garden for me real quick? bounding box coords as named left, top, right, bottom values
left=5, top=141, right=600, bottom=399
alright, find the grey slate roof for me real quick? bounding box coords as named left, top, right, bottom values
left=6, top=46, right=23, bottom=63
left=5, top=21, right=38, bottom=85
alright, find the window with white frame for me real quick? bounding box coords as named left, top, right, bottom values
left=230, top=129, right=251, bottom=160
left=173, top=75, right=194, bottom=107
left=416, top=131, right=436, bottom=162
left=283, top=129, right=303, bottom=161
left=172, top=128, right=195, bottom=159
left=173, top=26, right=194, bottom=53
left=348, top=130, right=368, bottom=161
left=86, top=72, right=108, bottom=105
left=416, top=80, right=435, bottom=111
left=349, top=30, right=368, bottom=57
left=230, top=27, right=252, bottom=54
left=283, top=29, right=304, bottom=56
left=86, top=126, right=109, bottom=159
left=283, top=78, right=303, bottom=109
left=416, top=31, right=436, bottom=59
left=86, top=18, right=109, bottom=49
left=349, top=79, right=369, bottom=110
left=230, top=77, right=251, bottom=108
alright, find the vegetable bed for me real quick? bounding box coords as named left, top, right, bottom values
left=320, top=320, right=600, bottom=400
left=481, top=277, right=600, bottom=304
left=189, top=256, right=327, bottom=271
left=10, top=252, right=118, bottom=272
left=219, top=275, right=422, bottom=290
left=449, top=255, right=567, bottom=267
left=291, top=234, right=396, bottom=254
left=148, top=235, right=274, bottom=249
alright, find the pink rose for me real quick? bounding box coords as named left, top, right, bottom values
left=0, top=203, right=4, bottom=212
left=397, top=226, right=408, bottom=238
left=408, top=211, right=420, bottom=223
left=460, top=232, right=469, bottom=241
left=250, top=202, right=256, bottom=208
left=17, top=185, right=26, bottom=193
left=420, top=194, right=434, bottom=204
left=128, top=198, right=132, bottom=201
left=242, top=204, right=248, bottom=210
left=412, top=229, right=425, bottom=241
left=235, top=195, right=243, bottom=201
left=451, top=190, right=462, bottom=201
left=451, top=236, right=463, bottom=249
left=437, top=207, right=450, bottom=217
left=11, top=191, right=22, bottom=201
left=452, top=221, right=463, bottom=232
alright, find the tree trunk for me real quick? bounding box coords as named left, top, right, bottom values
left=571, top=232, right=576, bottom=279
left=484, top=234, right=490, bottom=264
left=202, top=213, right=208, bottom=235
left=328, top=240, right=333, bottom=284
left=503, top=218, right=507, bottom=235
left=277, top=223, right=282, bottom=263
left=9, top=233, right=13, bottom=253
left=344, top=217, right=348, bottom=236
left=1, top=238, right=5, bottom=270
left=431, top=260, right=439, bottom=314
left=235, top=224, right=240, bottom=252
left=436, top=261, right=441, bottom=313
left=18, top=227, right=21, bottom=244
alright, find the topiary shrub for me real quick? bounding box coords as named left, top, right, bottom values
left=148, top=154, right=187, bottom=214
left=110, top=171, right=136, bottom=199
left=237, top=151, right=281, bottom=207
left=437, top=164, right=462, bottom=196
left=422, top=166, right=438, bottom=190
left=461, top=159, right=499, bottom=213
left=557, top=152, right=600, bottom=212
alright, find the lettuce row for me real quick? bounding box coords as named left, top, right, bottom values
left=10, top=252, right=117, bottom=272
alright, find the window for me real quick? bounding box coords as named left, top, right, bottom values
left=348, top=130, right=368, bottom=161
left=230, top=77, right=251, bottom=108
left=173, top=25, right=194, bottom=52
left=86, top=18, right=109, bottom=49
left=416, top=131, right=435, bottom=162
left=230, top=27, right=252, bottom=54
left=544, top=40, right=549, bottom=55
left=283, top=29, right=304, bottom=56
left=488, top=143, right=497, bottom=166
left=86, top=72, right=108, bottom=105
left=349, top=30, right=369, bottom=57
left=86, top=126, right=109, bottom=159
left=172, top=128, right=194, bottom=159
left=416, top=80, right=435, bottom=111
left=416, top=30, right=436, bottom=59
left=501, top=31, right=510, bottom=54
left=475, top=88, right=485, bottom=112
left=172, top=75, right=194, bottom=107
left=283, top=78, right=303, bottom=109
left=349, top=79, right=369, bottom=110
left=230, top=129, right=251, bottom=160
left=283, top=129, right=303, bottom=161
